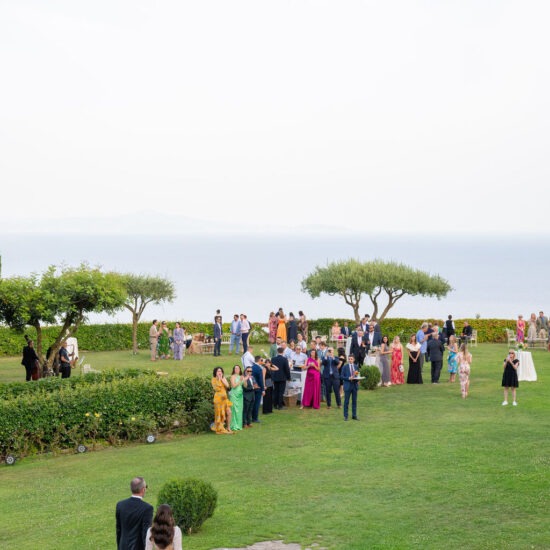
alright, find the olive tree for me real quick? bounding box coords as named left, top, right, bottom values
left=301, top=259, right=452, bottom=323
left=122, top=274, right=176, bottom=354
left=0, top=264, right=127, bottom=368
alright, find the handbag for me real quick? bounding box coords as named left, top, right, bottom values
left=265, top=378, right=273, bottom=389
left=31, top=359, right=41, bottom=380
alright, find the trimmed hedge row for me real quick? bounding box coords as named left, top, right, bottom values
left=0, top=318, right=516, bottom=357
left=0, top=368, right=156, bottom=399
left=309, top=318, right=515, bottom=344
left=0, top=374, right=214, bottom=458
left=0, top=321, right=267, bottom=356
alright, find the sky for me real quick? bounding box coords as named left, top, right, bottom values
left=1, top=0, right=550, bottom=236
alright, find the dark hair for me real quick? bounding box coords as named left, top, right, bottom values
left=289, top=312, right=295, bottom=319
left=152, top=319, right=157, bottom=324
left=254, top=355, right=261, bottom=362
left=382, top=335, right=389, bottom=342
left=448, top=315, right=452, bottom=320
left=150, top=504, right=175, bottom=549
left=277, top=346, right=284, bottom=354
left=299, top=310, right=304, bottom=317
left=213, top=367, right=224, bottom=377
left=231, top=365, right=241, bottom=375
left=309, top=349, right=318, bottom=359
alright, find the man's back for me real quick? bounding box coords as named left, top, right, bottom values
left=116, top=496, right=153, bottom=550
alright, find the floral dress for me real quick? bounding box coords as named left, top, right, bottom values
left=457, top=351, right=471, bottom=396
left=390, top=344, right=404, bottom=384
left=447, top=345, right=458, bottom=374
left=211, top=378, right=233, bottom=434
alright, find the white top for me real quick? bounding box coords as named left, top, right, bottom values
left=406, top=342, right=421, bottom=352
left=145, top=525, right=183, bottom=550
left=517, top=350, right=537, bottom=382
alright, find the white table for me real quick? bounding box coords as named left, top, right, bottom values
left=517, top=351, right=537, bottom=381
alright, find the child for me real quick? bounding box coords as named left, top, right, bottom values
left=457, top=343, right=472, bottom=399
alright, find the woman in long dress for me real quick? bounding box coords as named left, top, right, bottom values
left=527, top=313, right=537, bottom=345
left=390, top=336, right=404, bottom=385
left=268, top=312, right=278, bottom=344
left=276, top=309, right=287, bottom=341
left=211, top=367, right=233, bottom=434
left=229, top=365, right=244, bottom=431
left=516, top=315, right=525, bottom=343
left=457, top=343, right=472, bottom=399
left=447, top=334, right=458, bottom=383
left=300, top=349, right=321, bottom=409
left=262, top=358, right=278, bottom=414
left=502, top=349, right=519, bottom=406
left=379, top=335, right=392, bottom=386
left=158, top=322, right=171, bottom=359
left=406, top=334, right=422, bottom=384
left=172, top=322, right=185, bottom=360
left=145, top=504, right=183, bottom=550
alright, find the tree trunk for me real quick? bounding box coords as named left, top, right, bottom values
left=132, top=312, right=139, bottom=354
left=33, top=321, right=44, bottom=363
left=352, top=302, right=360, bottom=324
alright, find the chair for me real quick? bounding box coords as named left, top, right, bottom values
left=505, top=329, right=516, bottom=347
left=469, top=329, right=478, bottom=347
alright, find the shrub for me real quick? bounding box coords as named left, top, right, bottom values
left=360, top=365, right=381, bottom=390
left=0, top=375, right=214, bottom=457
left=157, top=478, right=217, bottom=535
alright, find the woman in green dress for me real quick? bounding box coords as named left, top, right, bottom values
left=229, top=365, right=244, bottom=431
left=158, top=321, right=171, bottom=359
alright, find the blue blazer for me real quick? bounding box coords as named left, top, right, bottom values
left=341, top=363, right=359, bottom=392
left=321, top=356, right=341, bottom=379
left=213, top=323, right=222, bottom=339
left=251, top=363, right=265, bottom=391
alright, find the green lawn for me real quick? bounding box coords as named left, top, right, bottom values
left=0, top=345, right=549, bottom=549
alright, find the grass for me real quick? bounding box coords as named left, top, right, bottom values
left=0, top=344, right=549, bottom=549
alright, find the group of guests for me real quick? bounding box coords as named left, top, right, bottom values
left=215, top=312, right=252, bottom=355
left=116, top=476, right=182, bottom=550
left=516, top=311, right=550, bottom=349
left=149, top=320, right=189, bottom=361
left=267, top=308, right=308, bottom=344
left=21, top=337, right=77, bottom=380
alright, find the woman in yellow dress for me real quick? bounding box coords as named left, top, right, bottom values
left=211, top=367, right=233, bottom=434
left=276, top=308, right=287, bottom=341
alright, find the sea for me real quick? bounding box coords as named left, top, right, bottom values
left=1, top=233, right=549, bottom=324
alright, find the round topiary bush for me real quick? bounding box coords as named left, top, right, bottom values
left=360, top=365, right=381, bottom=390
left=157, top=478, right=217, bottom=535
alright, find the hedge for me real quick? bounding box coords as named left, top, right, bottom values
left=0, top=318, right=516, bottom=356
left=0, top=321, right=267, bottom=356
left=0, top=374, right=214, bottom=458
left=308, top=318, right=515, bottom=344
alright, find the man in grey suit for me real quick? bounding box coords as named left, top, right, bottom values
left=116, top=476, right=153, bottom=550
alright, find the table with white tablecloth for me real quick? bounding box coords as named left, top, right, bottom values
left=517, top=351, right=537, bottom=381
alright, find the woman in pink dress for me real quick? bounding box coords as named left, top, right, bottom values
left=300, top=349, right=321, bottom=409
left=516, top=315, right=525, bottom=343
left=390, top=336, right=404, bottom=385
left=268, top=312, right=277, bottom=344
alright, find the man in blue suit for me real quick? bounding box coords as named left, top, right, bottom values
left=251, top=355, right=265, bottom=422
left=322, top=347, right=342, bottom=409
left=341, top=355, right=360, bottom=421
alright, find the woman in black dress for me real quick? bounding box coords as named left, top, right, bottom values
left=502, top=349, right=519, bottom=406
left=21, top=339, right=40, bottom=381
left=262, top=359, right=279, bottom=414
left=287, top=313, right=298, bottom=344
left=406, top=334, right=423, bottom=384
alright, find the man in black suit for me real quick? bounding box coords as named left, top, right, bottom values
left=271, top=347, right=291, bottom=410
left=213, top=316, right=222, bottom=356
left=350, top=329, right=369, bottom=366
left=426, top=326, right=445, bottom=383
left=116, top=476, right=153, bottom=550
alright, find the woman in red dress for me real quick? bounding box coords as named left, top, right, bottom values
left=300, top=349, right=321, bottom=409
left=390, top=335, right=404, bottom=385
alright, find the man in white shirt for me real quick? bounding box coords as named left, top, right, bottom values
left=292, top=347, right=307, bottom=368
left=240, top=314, right=251, bottom=352
left=241, top=346, right=255, bottom=370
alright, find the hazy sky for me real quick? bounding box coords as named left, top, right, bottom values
left=1, top=1, right=549, bottom=235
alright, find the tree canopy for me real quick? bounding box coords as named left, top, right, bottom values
left=301, top=259, right=452, bottom=323
left=0, top=264, right=126, bottom=367
left=122, top=274, right=176, bottom=354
